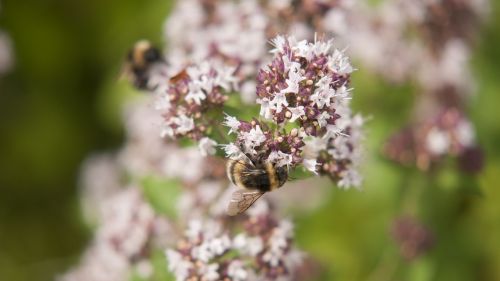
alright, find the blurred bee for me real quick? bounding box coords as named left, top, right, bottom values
left=226, top=158, right=288, bottom=216
left=125, top=40, right=163, bottom=90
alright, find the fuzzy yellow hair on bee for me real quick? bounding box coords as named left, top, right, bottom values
left=226, top=158, right=288, bottom=216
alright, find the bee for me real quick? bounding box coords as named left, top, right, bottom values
left=226, top=158, right=288, bottom=216
left=125, top=40, right=163, bottom=90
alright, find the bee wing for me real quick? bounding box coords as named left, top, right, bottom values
left=226, top=189, right=265, bottom=216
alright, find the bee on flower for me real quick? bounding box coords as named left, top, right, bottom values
left=222, top=35, right=364, bottom=214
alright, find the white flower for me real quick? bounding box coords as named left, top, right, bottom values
left=328, top=137, right=351, bottom=160
left=185, top=220, right=203, bottom=241
left=232, top=233, right=247, bottom=249
left=267, top=150, right=293, bottom=168
left=214, top=65, right=237, bottom=91
left=311, top=36, right=333, bottom=55
left=329, top=48, right=353, bottom=75
left=291, top=38, right=313, bottom=60
left=223, top=114, right=241, bottom=135
left=263, top=221, right=292, bottom=267
left=203, top=220, right=223, bottom=240
left=233, top=234, right=264, bottom=257
left=323, top=124, right=348, bottom=139
left=278, top=220, right=294, bottom=237
left=246, top=236, right=265, bottom=256
left=199, top=263, right=220, bottom=281
left=198, top=137, right=217, bottom=157
left=270, top=35, right=287, bottom=54
left=242, top=125, right=266, bottom=154
left=334, top=85, right=352, bottom=101
left=456, top=120, right=475, bottom=147
left=97, top=188, right=154, bottom=258
left=186, top=80, right=207, bottom=105
left=222, top=143, right=244, bottom=159
left=227, top=260, right=248, bottom=281
left=160, top=123, right=175, bottom=138
left=192, top=242, right=213, bottom=263
left=270, top=92, right=289, bottom=113
left=288, top=106, right=305, bottom=122
left=317, top=111, right=331, bottom=128
left=303, top=136, right=328, bottom=159
left=166, top=249, right=193, bottom=281
left=264, top=245, right=286, bottom=267
left=303, top=158, right=318, bottom=174
left=311, top=77, right=336, bottom=109
left=281, top=62, right=303, bottom=94
left=338, top=168, right=363, bottom=189
left=426, top=127, right=450, bottom=155
left=282, top=53, right=293, bottom=72
left=186, top=62, right=211, bottom=80
left=209, top=235, right=231, bottom=255
left=199, top=75, right=214, bottom=93
left=315, top=74, right=333, bottom=89
left=174, top=115, right=195, bottom=135
left=258, top=98, right=274, bottom=120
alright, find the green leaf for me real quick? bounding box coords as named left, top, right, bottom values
left=151, top=249, right=175, bottom=281
left=289, top=167, right=315, bottom=181
left=177, top=137, right=196, bottom=148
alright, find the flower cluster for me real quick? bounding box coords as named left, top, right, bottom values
left=95, top=188, right=156, bottom=259
left=312, top=113, right=364, bottom=188
left=164, top=0, right=354, bottom=103
left=316, top=0, right=487, bottom=173
left=377, top=0, right=485, bottom=173
left=166, top=203, right=303, bottom=281
left=391, top=216, right=434, bottom=260
left=256, top=35, right=352, bottom=136
left=384, top=108, right=482, bottom=172
left=155, top=61, right=237, bottom=142
left=223, top=36, right=363, bottom=187
left=59, top=188, right=171, bottom=281
left=331, top=2, right=420, bottom=83
left=79, top=154, right=122, bottom=223
left=60, top=93, right=314, bottom=280
left=164, top=0, right=269, bottom=103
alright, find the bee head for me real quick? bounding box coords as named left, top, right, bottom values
left=276, top=166, right=288, bottom=188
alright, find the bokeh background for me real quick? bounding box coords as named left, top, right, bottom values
left=1, top=0, right=500, bottom=281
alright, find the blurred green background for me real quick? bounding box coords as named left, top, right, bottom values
left=1, top=0, right=499, bottom=281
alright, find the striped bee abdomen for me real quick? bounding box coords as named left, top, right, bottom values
left=226, top=159, right=288, bottom=192
left=226, top=159, right=239, bottom=186
left=241, top=169, right=271, bottom=192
